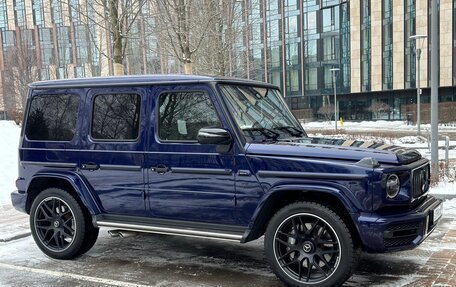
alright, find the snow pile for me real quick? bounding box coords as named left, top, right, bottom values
left=429, top=181, right=456, bottom=196
left=390, top=136, right=428, bottom=145
left=0, top=121, right=20, bottom=205
left=303, top=120, right=456, bottom=131
left=443, top=198, right=456, bottom=217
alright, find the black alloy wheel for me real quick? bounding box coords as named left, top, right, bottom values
left=30, top=188, right=98, bottom=259
left=265, top=202, right=358, bottom=287
left=34, top=196, right=76, bottom=252
left=273, top=213, right=341, bottom=283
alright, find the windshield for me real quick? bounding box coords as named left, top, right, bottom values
left=219, top=84, right=306, bottom=142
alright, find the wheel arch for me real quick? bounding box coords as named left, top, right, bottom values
left=26, top=172, right=100, bottom=216
left=241, top=185, right=362, bottom=247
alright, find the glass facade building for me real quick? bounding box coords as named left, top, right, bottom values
left=1, top=0, right=456, bottom=121
left=382, top=0, right=393, bottom=90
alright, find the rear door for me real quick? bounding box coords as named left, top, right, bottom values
left=145, top=85, right=237, bottom=225
left=78, top=87, right=147, bottom=217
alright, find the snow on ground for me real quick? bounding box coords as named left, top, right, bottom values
left=442, top=198, right=456, bottom=217
left=302, top=120, right=456, bottom=131
left=430, top=181, right=456, bottom=195
left=0, top=121, right=20, bottom=205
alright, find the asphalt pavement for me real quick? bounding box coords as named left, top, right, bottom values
left=0, top=201, right=455, bottom=287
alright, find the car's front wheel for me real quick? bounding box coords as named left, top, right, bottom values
left=264, top=201, right=358, bottom=287
left=30, top=188, right=98, bottom=259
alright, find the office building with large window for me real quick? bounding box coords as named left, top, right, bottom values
left=242, top=0, right=456, bottom=121
left=1, top=0, right=456, bottom=121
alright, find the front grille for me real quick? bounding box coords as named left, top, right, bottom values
left=411, top=163, right=430, bottom=198
left=383, top=221, right=421, bottom=248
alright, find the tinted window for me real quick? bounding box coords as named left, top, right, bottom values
left=26, top=94, right=79, bottom=141
left=158, top=91, right=221, bottom=141
left=91, top=94, right=141, bottom=140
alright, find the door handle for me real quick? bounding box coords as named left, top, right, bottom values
left=81, top=162, right=99, bottom=170
left=151, top=164, right=169, bottom=174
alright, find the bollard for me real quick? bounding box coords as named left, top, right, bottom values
left=445, top=136, right=450, bottom=177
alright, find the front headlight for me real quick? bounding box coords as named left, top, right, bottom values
left=386, top=174, right=401, bottom=199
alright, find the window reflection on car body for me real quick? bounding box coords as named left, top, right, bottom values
left=273, top=126, right=305, bottom=137
left=242, top=127, right=280, bottom=142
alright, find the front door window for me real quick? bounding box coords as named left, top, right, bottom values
left=158, top=91, right=221, bottom=142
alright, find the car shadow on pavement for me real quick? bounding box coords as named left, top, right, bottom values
left=78, top=230, right=433, bottom=287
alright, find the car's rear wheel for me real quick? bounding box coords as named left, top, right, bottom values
left=30, top=188, right=98, bottom=259
left=264, top=202, right=358, bottom=287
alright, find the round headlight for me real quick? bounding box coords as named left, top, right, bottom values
left=386, top=174, right=401, bottom=199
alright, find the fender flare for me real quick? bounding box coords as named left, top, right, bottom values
left=27, top=170, right=101, bottom=215
left=241, top=184, right=360, bottom=243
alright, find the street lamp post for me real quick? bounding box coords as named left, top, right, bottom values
left=430, top=0, right=439, bottom=182
left=409, top=34, right=427, bottom=135
left=330, top=68, right=340, bottom=131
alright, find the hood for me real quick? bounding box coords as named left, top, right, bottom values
left=245, top=137, right=421, bottom=165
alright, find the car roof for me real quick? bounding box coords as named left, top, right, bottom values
left=29, top=74, right=278, bottom=90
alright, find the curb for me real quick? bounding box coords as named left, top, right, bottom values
left=0, top=231, right=31, bottom=243
left=431, top=194, right=456, bottom=200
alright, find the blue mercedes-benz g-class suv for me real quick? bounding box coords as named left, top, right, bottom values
left=12, top=75, right=442, bottom=286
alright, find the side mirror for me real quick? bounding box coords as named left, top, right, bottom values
left=197, top=128, right=232, bottom=146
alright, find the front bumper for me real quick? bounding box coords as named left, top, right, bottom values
left=355, top=196, right=443, bottom=253
left=11, top=190, right=27, bottom=214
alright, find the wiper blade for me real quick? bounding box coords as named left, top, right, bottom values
left=273, top=126, right=305, bottom=137
left=242, top=127, right=280, bottom=140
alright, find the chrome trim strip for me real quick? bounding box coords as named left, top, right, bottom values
left=21, top=161, right=77, bottom=168
left=257, top=170, right=367, bottom=180
left=20, top=147, right=220, bottom=156
left=99, top=164, right=142, bottom=171
left=148, top=188, right=234, bottom=196
left=171, top=167, right=232, bottom=175
left=96, top=221, right=243, bottom=242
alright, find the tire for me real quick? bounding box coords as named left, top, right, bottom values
left=264, top=202, right=358, bottom=287
left=30, top=188, right=98, bottom=259
left=77, top=227, right=99, bottom=256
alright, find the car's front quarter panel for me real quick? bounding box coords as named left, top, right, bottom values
left=246, top=153, right=375, bottom=214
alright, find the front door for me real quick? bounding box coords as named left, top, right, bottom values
left=146, top=85, right=237, bottom=225
left=79, top=87, right=147, bottom=217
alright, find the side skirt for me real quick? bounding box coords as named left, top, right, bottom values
left=94, top=214, right=245, bottom=242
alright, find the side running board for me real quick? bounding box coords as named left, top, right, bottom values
left=95, top=215, right=244, bottom=242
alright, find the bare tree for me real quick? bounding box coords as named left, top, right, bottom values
left=2, top=30, right=40, bottom=120
left=152, top=0, right=220, bottom=74
left=368, top=101, right=391, bottom=119
left=64, top=0, right=147, bottom=75
left=194, top=0, right=242, bottom=76
left=150, top=0, right=257, bottom=76
left=317, top=104, right=335, bottom=121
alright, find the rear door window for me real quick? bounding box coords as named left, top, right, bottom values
left=91, top=93, right=141, bottom=140
left=25, top=94, right=80, bottom=141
